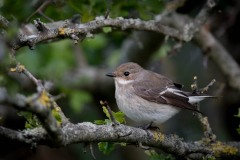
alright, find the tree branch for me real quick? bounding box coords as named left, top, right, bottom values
left=8, top=63, right=68, bottom=144
left=3, top=0, right=240, bottom=159
left=1, top=122, right=239, bottom=159
left=0, top=14, right=9, bottom=29
left=161, top=12, right=240, bottom=92
left=11, top=0, right=216, bottom=51
left=10, top=17, right=182, bottom=50
left=0, top=126, right=32, bottom=144
left=194, top=27, right=240, bottom=91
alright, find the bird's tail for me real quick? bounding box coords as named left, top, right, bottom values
left=188, top=95, right=217, bottom=104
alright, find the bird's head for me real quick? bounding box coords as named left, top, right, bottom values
left=106, top=62, right=143, bottom=85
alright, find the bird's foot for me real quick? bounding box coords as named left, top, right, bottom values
left=139, top=122, right=160, bottom=131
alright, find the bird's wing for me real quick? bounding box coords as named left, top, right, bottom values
left=133, top=80, right=200, bottom=113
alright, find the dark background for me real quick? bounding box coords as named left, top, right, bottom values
left=0, top=0, right=240, bottom=159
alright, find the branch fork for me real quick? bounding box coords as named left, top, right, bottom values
left=191, top=76, right=217, bottom=142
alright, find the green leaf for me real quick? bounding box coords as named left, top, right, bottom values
left=237, top=126, right=240, bottom=135
left=101, top=106, right=125, bottom=124
left=18, top=111, right=41, bottom=129
left=234, top=108, right=240, bottom=135
left=113, top=111, right=125, bottom=124
left=94, top=119, right=112, bottom=125
left=120, top=142, right=127, bottom=146
left=52, top=108, right=62, bottom=125
left=98, top=142, right=115, bottom=155
left=102, top=27, right=112, bottom=33
left=205, top=157, right=216, bottom=160
left=145, top=150, right=175, bottom=160
left=234, top=108, right=240, bottom=118
left=94, top=101, right=125, bottom=133
left=94, top=120, right=106, bottom=125
left=102, top=106, right=110, bottom=119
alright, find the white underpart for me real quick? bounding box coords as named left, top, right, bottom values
left=115, top=78, right=134, bottom=85
left=114, top=82, right=180, bottom=127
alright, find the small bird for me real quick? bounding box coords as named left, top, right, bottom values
left=106, top=62, right=215, bottom=127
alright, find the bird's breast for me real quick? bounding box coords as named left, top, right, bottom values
left=114, top=83, right=180, bottom=126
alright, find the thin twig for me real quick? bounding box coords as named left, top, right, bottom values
left=26, top=0, right=54, bottom=22
left=100, top=100, right=118, bottom=125
left=191, top=76, right=216, bottom=141
left=90, top=143, right=96, bottom=160
left=199, top=79, right=216, bottom=94
left=82, top=143, right=96, bottom=160
left=10, top=63, right=44, bottom=91
left=138, top=142, right=150, bottom=150
left=191, top=76, right=198, bottom=94
left=52, top=93, right=65, bottom=101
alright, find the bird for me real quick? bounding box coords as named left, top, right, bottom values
left=106, top=62, right=215, bottom=127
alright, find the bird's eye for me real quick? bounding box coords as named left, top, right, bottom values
left=124, top=71, right=130, bottom=76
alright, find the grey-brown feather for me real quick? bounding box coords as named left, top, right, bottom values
left=133, top=70, right=201, bottom=113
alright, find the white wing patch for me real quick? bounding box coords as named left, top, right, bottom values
left=166, top=88, right=188, bottom=97
left=160, top=87, right=187, bottom=98
left=160, top=87, right=209, bottom=104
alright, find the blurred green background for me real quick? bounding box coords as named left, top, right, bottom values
left=1, top=0, right=240, bottom=159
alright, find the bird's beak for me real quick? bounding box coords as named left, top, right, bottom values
left=106, top=72, right=116, bottom=77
